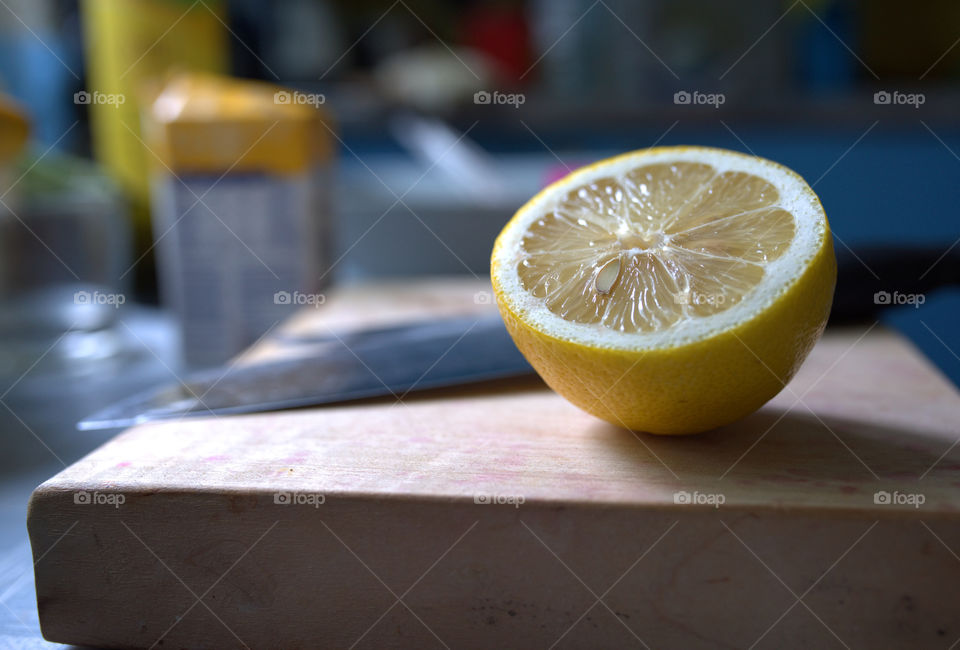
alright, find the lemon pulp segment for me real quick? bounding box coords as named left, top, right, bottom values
left=517, top=162, right=796, bottom=333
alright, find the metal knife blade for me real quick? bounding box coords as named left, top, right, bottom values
left=78, top=314, right=533, bottom=430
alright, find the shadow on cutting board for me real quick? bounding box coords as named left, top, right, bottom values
left=589, top=407, right=957, bottom=486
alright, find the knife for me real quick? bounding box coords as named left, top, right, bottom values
left=78, top=314, right=533, bottom=430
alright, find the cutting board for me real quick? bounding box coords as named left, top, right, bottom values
left=28, top=278, right=960, bottom=649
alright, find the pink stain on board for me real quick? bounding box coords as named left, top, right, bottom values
left=280, top=450, right=311, bottom=464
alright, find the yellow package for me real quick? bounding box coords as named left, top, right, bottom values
left=145, top=72, right=334, bottom=367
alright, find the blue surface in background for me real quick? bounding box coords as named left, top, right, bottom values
left=347, top=122, right=960, bottom=244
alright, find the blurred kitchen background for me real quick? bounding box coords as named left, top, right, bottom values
left=0, top=1, right=958, bottom=642
left=0, top=1, right=959, bottom=480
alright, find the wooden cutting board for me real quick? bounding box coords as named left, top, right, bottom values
left=28, top=278, right=960, bottom=649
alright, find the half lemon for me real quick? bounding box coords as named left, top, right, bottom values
left=491, top=146, right=836, bottom=434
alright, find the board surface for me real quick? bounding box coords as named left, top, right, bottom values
left=28, top=278, right=960, bottom=649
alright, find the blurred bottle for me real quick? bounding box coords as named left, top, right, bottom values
left=796, top=0, right=857, bottom=93
left=0, top=0, right=81, bottom=149
left=80, top=0, right=228, bottom=290
left=0, top=95, right=29, bottom=314
left=0, top=94, right=28, bottom=186
left=529, top=0, right=658, bottom=101
left=0, top=95, right=131, bottom=375
left=144, top=73, right=334, bottom=368
left=460, top=2, right=532, bottom=83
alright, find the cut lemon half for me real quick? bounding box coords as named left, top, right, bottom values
left=491, top=146, right=836, bottom=434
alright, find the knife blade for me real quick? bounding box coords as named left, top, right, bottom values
left=78, top=314, right=533, bottom=430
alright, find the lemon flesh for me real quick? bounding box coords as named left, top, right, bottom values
left=491, top=146, right=836, bottom=435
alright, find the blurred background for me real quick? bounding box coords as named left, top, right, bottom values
left=0, top=1, right=957, bottom=462
left=0, top=0, right=958, bottom=644
left=0, top=0, right=957, bottom=463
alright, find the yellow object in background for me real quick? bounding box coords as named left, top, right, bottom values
left=144, top=73, right=334, bottom=175
left=0, top=95, right=29, bottom=165
left=80, top=0, right=228, bottom=237
left=145, top=72, right=335, bottom=368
